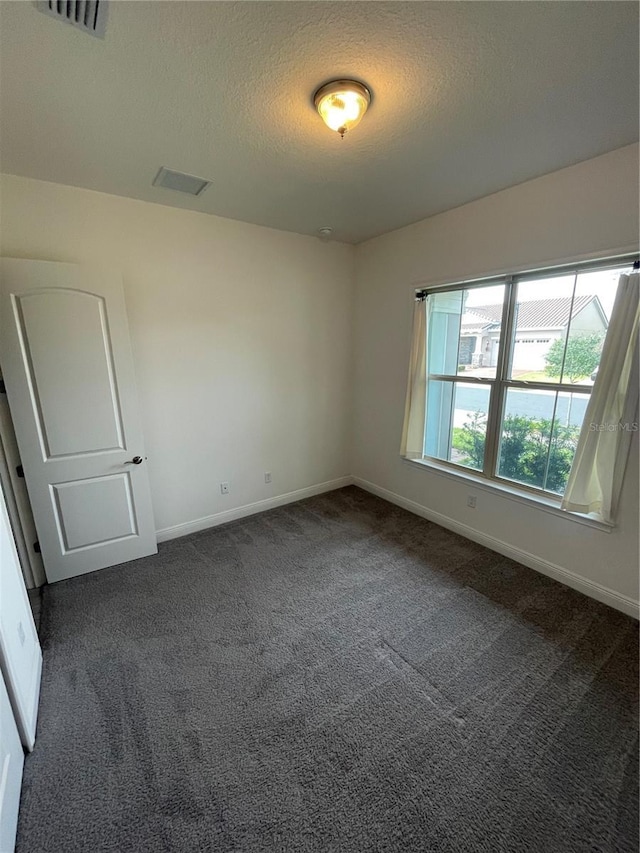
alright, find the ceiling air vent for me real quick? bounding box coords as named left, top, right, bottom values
left=35, top=1, right=108, bottom=38
left=152, top=167, right=212, bottom=197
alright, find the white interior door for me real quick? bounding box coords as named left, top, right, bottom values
left=0, top=673, right=24, bottom=853
left=0, top=259, right=157, bottom=583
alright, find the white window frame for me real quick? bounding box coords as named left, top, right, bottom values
left=415, top=253, right=637, bottom=509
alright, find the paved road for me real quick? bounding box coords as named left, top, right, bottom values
left=453, top=386, right=588, bottom=428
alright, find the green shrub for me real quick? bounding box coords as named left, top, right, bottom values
left=451, top=411, right=581, bottom=493
left=544, top=334, right=604, bottom=383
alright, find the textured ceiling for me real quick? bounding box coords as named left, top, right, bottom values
left=0, top=2, right=638, bottom=244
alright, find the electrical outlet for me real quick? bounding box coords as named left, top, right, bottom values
left=264, top=472, right=272, bottom=484
left=467, top=495, right=477, bottom=509
left=220, top=482, right=230, bottom=495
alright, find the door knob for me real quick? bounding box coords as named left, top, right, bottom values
left=125, top=456, right=143, bottom=465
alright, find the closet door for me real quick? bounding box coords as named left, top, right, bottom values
left=0, top=674, right=24, bottom=853
left=0, top=475, right=41, bottom=751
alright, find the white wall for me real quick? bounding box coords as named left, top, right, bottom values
left=1, top=146, right=638, bottom=614
left=0, top=175, right=355, bottom=535
left=352, top=143, right=640, bottom=611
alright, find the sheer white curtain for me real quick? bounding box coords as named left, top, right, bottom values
left=562, top=272, right=639, bottom=523
left=400, top=295, right=429, bottom=459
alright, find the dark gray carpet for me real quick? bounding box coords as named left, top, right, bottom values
left=17, top=486, right=639, bottom=853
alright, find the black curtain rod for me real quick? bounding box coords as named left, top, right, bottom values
left=415, top=257, right=640, bottom=297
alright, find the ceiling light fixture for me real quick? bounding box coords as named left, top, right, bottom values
left=313, top=80, right=371, bottom=139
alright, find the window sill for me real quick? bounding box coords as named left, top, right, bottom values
left=401, top=456, right=614, bottom=533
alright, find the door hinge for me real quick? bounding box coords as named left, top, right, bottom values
left=33, top=541, right=41, bottom=554
left=16, top=464, right=24, bottom=478
left=0, top=379, right=5, bottom=394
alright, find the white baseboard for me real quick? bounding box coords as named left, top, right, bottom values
left=353, top=476, right=640, bottom=619
left=156, top=472, right=638, bottom=619
left=156, top=476, right=354, bottom=543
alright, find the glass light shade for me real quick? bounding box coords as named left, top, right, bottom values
left=314, top=80, right=371, bottom=137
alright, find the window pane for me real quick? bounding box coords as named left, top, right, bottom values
left=567, top=266, right=629, bottom=387
left=509, top=267, right=630, bottom=386
left=428, top=291, right=463, bottom=375
left=498, top=388, right=585, bottom=494
left=450, top=383, right=491, bottom=470
left=545, top=393, right=585, bottom=494
left=508, top=275, right=576, bottom=383
left=425, top=380, right=490, bottom=471
left=428, top=284, right=505, bottom=379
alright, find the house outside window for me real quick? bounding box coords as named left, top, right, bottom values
left=419, top=258, right=635, bottom=499
left=459, top=294, right=608, bottom=374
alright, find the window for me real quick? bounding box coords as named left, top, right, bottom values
left=416, top=257, right=636, bottom=499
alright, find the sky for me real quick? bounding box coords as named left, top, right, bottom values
left=464, top=265, right=631, bottom=320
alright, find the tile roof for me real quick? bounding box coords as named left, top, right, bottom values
left=461, top=294, right=598, bottom=331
